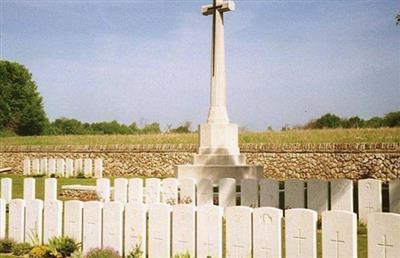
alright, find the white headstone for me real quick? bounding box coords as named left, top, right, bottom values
left=44, top=178, right=57, bottom=201
left=48, top=158, right=56, bottom=176
left=40, top=158, right=48, bottom=175
left=368, top=212, right=400, bottom=258
left=83, top=201, right=103, bottom=254
left=96, top=178, right=110, bottom=202
left=197, top=205, right=223, bottom=258
left=23, top=158, right=31, bottom=175
left=145, top=178, right=161, bottom=204
left=9, top=199, right=25, bottom=243
left=322, top=210, right=357, bottom=258
left=128, top=178, right=143, bottom=203
left=65, top=158, right=74, bottom=178
left=148, top=203, right=172, bottom=258
left=94, top=158, right=103, bottom=178
left=179, top=178, right=196, bottom=205
left=43, top=200, right=63, bottom=244
left=226, top=206, right=252, bottom=258
left=285, top=179, right=305, bottom=209
left=64, top=200, right=83, bottom=242
left=162, top=178, right=178, bottom=205
left=307, top=179, right=328, bottom=213
left=241, top=178, right=258, bottom=207
left=219, top=178, right=236, bottom=208
left=31, top=159, right=40, bottom=175
left=259, top=179, right=279, bottom=208
left=172, top=204, right=195, bottom=257
left=253, top=207, right=283, bottom=258
left=285, top=208, right=317, bottom=258
left=103, top=202, right=124, bottom=255
left=56, top=158, right=65, bottom=177
left=74, top=158, right=83, bottom=176
left=114, top=178, right=128, bottom=203
left=23, top=178, right=35, bottom=201
left=83, top=158, right=93, bottom=177
left=358, top=178, right=382, bottom=224
left=0, top=199, right=5, bottom=239
left=25, top=199, right=43, bottom=245
left=331, top=179, right=353, bottom=212
left=197, top=178, right=213, bottom=206
left=389, top=179, right=400, bottom=213
left=124, top=203, right=147, bottom=257
left=1, top=178, right=12, bottom=203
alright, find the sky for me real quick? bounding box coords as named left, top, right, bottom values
left=1, top=0, right=399, bottom=131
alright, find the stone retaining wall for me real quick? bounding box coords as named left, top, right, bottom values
left=0, top=143, right=399, bottom=181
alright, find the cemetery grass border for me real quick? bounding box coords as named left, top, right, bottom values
left=0, top=128, right=399, bottom=146
left=0, top=175, right=369, bottom=258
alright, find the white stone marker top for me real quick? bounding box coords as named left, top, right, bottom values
left=9, top=199, right=25, bottom=243
left=162, top=178, right=178, bottom=205
left=65, top=158, right=74, bottom=178
left=259, top=179, right=279, bottom=208
left=23, top=158, right=30, bottom=175
left=94, top=158, right=103, bottom=178
left=114, top=178, right=128, bottom=203
left=83, top=158, right=93, bottom=177
left=1, top=178, right=12, bottom=203
left=25, top=199, right=43, bottom=245
left=253, top=207, right=283, bottom=258
left=307, top=179, right=328, bottom=214
left=322, top=210, right=357, bottom=258
left=331, top=179, right=353, bottom=212
left=64, top=200, right=83, bottom=243
left=285, top=208, right=318, bottom=258
left=226, top=206, right=252, bottom=258
left=96, top=178, right=110, bottom=202
left=358, top=178, right=382, bottom=224
left=0, top=199, right=5, bottom=239
left=103, top=202, right=124, bottom=255
left=172, top=204, right=196, bottom=257
left=82, top=201, right=103, bottom=254
left=40, top=158, right=48, bottom=175
left=148, top=203, right=172, bottom=258
left=124, top=202, right=147, bottom=257
left=389, top=179, right=400, bottom=213
left=31, top=159, right=40, bottom=174
left=145, top=178, right=161, bottom=204
left=23, top=178, right=36, bottom=201
left=44, top=178, right=57, bottom=201
left=179, top=178, right=196, bottom=205
left=48, top=159, right=56, bottom=175
left=219, top=178, right=236, bottom=208
left=197, top=204, right=223, bottom=258
left=197, top=178, right=213, bottom=206
left=128, top=178, right=144, bottom=203
left=368, top=212, right=400, bottom=258
left=241, top=178, right=258, bottom=207
left=43, top=200, right=63, bottom=244
left=74, top=159, right=83, bottom=175
left=285, top=179, right=305, bottom=209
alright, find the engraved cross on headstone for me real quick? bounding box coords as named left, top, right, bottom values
left=232, top=237, right=245, bottom=257
left=331, top=231, right=345, bottom=258
left=377, top=235, right=393, bottom=258
left=293, top=228, right=306, bottom=255
left=365, top=202, right=375, bottom=213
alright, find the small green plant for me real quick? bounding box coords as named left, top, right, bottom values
left=48, top=236, right=81, bottom=257
left=29, top=245, right=52, bottom=258
left=84, top=247, right=121, bottom=258
left=179, top=196, right=193, bottom=204
left=173, top=251, right=191, bottom=258
left=12, top=242, right=33, bottom=256
left=126, top=243, right=143, bottom=258
left=0, top=238, right=16, bottom=253
left=76, top=172, right=86, bottom=179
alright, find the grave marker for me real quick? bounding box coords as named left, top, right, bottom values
left=253, top=207, right=283, bottom=258
left=259, top=179, right=279, bottom=208
left=83, top=159, right=93, bottom=177
left=148, top=203, right=172, bottom=258
left=307, top=179, right=328, bottom=213
left=103, top=202, right=124, bottom=255
left=64, top=200, right=83, bottom=242
left=74, top=158, right=83, bottom=176
left=226, top=206, right=252, bottom=258
left=1, top=178, right=12, bottom=203
left=179, top=178, right=196, bottom=205
left=368, top=212, right=400, bottom=258
left=44, top=178, right=57, bottom=201
left=285, top=179, right=305, bottom=209
left=389, top=179, right=400, bottom=213
left=172, top=204, right=196, bottom=256
left=162, top=178, right=178, bottom=205
left=145, top=178, right=161, bottom=204
left=23, top=158, right=30, bottom=175
left=114, top=178, right=128, bottom=203
left=48, top=158, right=56, bottom=176
left=219, top=178, right=236, bottom=208
left=197, top=205, right=223, bottom=258
left=56, top=158, right=65, bottom=177
left=128, top=178, right=144, bottom=203
left=197, top=178, right=213, bottom=205
left=25, top=199, right=43, bottom=245
left=241, top=178, right=258, bottom=207
left=83, top=201, right=103, bottom=254
left=32, top=159, right=40, bottom=175
left=94, top=158, right=103, bottom=178
left=322, top=210, right=357, bottom=258
left=40, top=158, right=48, bottom=175
left=285, top=208, right=317, bottom=258
left=43, top=200, right=63, bottom=244
left=358, top=179, right=382, bottom=223
left=9, top=199, right=25, bottom=243
left=124, top=203, right=147, bottom=257
left=96, top=178, right=110, bottom=202
left=23, top=178, right=35, bottom=201
left=331, top=179, right=353, bottom=212
left=65, top=158, right=74, bottom=178
left=0, top=199, right=5, bottom=238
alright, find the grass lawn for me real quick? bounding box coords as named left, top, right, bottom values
left=0, top=128, right=399, bottom=146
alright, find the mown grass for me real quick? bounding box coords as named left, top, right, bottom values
left=0, top=128, right=399, bottom=146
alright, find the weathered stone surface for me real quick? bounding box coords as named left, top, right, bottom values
left=32, top=159, right=40, bottom=175
left=114, top=178, right=128, bottom=203
left=64, top=200, right=83, bottom=242
left=285, top=179, right=305, bottom=209
left=241, top=178, right=258, bottom=207
left=197, top=178, right=213, bottom=205
left=9, top=199, right=25, bottom=243
left=0, top=199, right=5, bottom=238
left=103, top=202, right=124, bottom=255
left=172, top=204, right=195, bottom=257
left=322, top=210, right=357, bottom=258
left=358, top=178, right=382, bottom=224
left=94, top=158, right=103, bottom=178
left=225, top=206, right=252, bottom=258
left=40, top=158, right=48, bottom=175
left=1, top=178, right=12, bottom=203
left=56, top=158, right=65, bottom=177
left=197, top=205, right=223, bottom=258
left=74, top=158, right=83, bottom=176
left=48, top=158, right=56, bottom=175
left=96, top=178, right=110, bottom=202
left=253, top=207, right=283, bottom=258
left=389, top=179, right=400, bottom=213
left=65, top=158, right=73, bottom=178
left=23, top=178, right=35, bottom=201
left=307, top=179, right=328, bottom=213
left=23, top=158, right=30, bottom=175
left=145, top=178, right=161, bottom=204
left=162, top=178, right=178, bottom=205
left=83, top=201, right=102, bottom=254
left=219, top=178, right=236, bottom=208
left=179, top=178, right=196, bottom=205
left=331, top=179, right=353, bottom=212
left=148, top=203, right=171, bottom=258
left=128, top=178, right=143, bottom=203
left=285, top=208, right=318, bottom=258
left=25, top=199, right=43, bottom=245
left=84, top=159, right=93, bottom=177
left=43, top=200, right=63, bottom=244
left=368, top=212, right=400, bottom=258
left=44, top=178, right=57, bottom=201
left=259, top=179, right=279, bottom=208
left=124, top=203, right=147, bottom=257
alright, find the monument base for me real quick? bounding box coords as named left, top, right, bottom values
left=175, top=164, right=264, bottom=183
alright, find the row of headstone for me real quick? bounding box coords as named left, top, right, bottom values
left=0, top=178, right=58, bottom=203
left=3, top=200, right=399, bottom=258
left=23, top=158, right=103, bottom=178
left=95, top=177, right=400, bottom=220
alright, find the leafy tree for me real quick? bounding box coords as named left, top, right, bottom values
left=383, top=111, right=400, bottom=127
left=141, top=122, right=161, bottom=134
left=0, top=60, right=48, bottom=135
left=343, top=116, right=365, bottom=128
left=314, top=113, right=342, bottom=129
left=365, top=116, right=384, bottom=128
left=170, top=121, right=192, bottom=133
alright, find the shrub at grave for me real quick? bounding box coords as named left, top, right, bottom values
left=48, top=236, right=80, bottom=257
left=0, top=238, right=16, bottom=253
left=173, top=252, right=192, bottom=258
left=84, top=247, right=121, bottom=258
left=12, top=242, right=33, bottom=256
left=125, top=243, right=143, bottom=258
left=29, top=245, right=52, bottom=258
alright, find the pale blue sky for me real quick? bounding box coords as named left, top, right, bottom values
left=2, top=0, right=399, bottom=130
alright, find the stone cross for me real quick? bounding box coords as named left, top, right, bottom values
left=201, top=0, right=235, bottom=124
left=331, top=231, right=345, bottom=258
left=377, top=235, right=393, bottom=258
left=293, top=228, right=306, bottom=255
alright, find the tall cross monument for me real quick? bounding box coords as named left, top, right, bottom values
left=176, top=0, right=263, bottom=182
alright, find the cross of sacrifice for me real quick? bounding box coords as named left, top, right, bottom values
left=330, top=231, right=345, bottom=258
left=377, top=234, right=393, bottom=258
left=293, top=228, right=307, bottom=255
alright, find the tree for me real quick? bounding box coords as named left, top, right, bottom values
left=170, top=121, right=192, bottom=133
left=396, top=12, right=400, bottom=25
left=0, top=60, right=48, bottom=135
left=383, top=111, right=400, bottom=127
left=343, top=116, right=365, bottom=128
left=314, top=113, right=342, bottom=129
left=141, top=122, right=161, bottom=134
